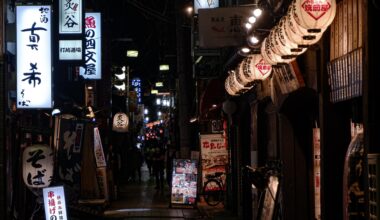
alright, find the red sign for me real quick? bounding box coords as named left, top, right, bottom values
left=302, top=0, right=331, bottom=20
left=255, top=59, right=272, bottom=76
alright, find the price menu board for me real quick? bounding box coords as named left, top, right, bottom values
left=171, top=159, right=198, bottom=206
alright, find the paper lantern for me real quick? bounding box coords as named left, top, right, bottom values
left=238, top=54, right=273, bottom=83
left=225, top=75, right=238, bottom=96
left=273, top=16, right=308, bottom=56
left=292, top=0, right=336, bottom=32
left=23, top=145, right=54, bottom=188
left=262, top=37, right=294, bottom=65
left=112, top=112, right=129, bottom=132
left=224, top=70, right=252, bottom=96
left=286, top=4, right=325, bottom=46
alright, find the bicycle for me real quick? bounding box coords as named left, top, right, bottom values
left=203, top=172, right=225, bottom=206
left=245, top=161, right=283, bottom=220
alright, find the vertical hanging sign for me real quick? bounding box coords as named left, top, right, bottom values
left=59, top=0, right=82, bottom=34
left=80, top=12, right=101, bottom=79
left=16, top=5, right=52, bottom=109
left=58, top=0, right=84, bottom=62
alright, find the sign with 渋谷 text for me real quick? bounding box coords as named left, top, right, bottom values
left=59, top=0, right=82, bottom=34
left=59, top=40, right=83, bottom=60
left=80, top=12, right=102, bottom=79
left=16, top=5, right=52, bottom=109
left=43, top=186, right=68, bottom=220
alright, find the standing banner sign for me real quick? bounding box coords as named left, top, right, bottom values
left=199, top=134, right=228, bottom=187
left=16, top=5, right=52, bottom=109
left=171, top=159, right=198, bottom=206
left=56, top=117, right=85, bottom=200
left=43, top=186, right=68, bottom=220
left=94, top=127, right=106, bottom=167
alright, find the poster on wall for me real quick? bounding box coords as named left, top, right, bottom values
left=170, top=159, right=198, bottom=206
left=199, top=134, right=228, bottom=188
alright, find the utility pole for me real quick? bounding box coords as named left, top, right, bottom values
left=176, top=0, right=194, bottom=158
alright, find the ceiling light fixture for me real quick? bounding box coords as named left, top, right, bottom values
left=245, top=23, right=253, bottom=30
left=159, top=64, right=170, bottom=71
left=248, top=16, right=256, bottom=24
left=240, top=47, right=251, bottom=54
left=253, top=8, right=262, bottom=18
left=249, top=36, right=259, bottom=45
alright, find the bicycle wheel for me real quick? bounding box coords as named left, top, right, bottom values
left=203, top=179, right=223, bottom=206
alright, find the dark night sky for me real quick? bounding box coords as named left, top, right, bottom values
left=89, top=0, right=179, bottom=84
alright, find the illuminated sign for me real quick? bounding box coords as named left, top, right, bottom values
left=159, top=64, right=169, bottom=71
left=80, top=13, right=101, bottom=79
left=127, top=50, right=138, bottom=57
left=16, top=5, right=52, bottom=109
left=59, top=0, right=82, bottom=34
left=131, top=78, right=142, bottom=103
left=22, top=145, right=54, bottom=188
left=194, top=0, right=219, bottom=14
left=155, top=82, right=163, bottom=87
left=43, top=186, right=68, bottom=220
left=59, top=40, right=83, bottom=60
left=151, top=89, right=158, bottom=94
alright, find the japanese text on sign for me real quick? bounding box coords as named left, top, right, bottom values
left=16, top=5, right=52, bottom=108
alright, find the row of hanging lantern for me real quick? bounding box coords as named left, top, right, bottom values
left=261, top=0, right=336, bottom=65
left=226, top=0, right=337, bottom=96
left=225, top=54, right=273, bottom=96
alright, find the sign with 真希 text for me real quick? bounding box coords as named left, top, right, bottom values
left=16, top=5, right=52, bottom=109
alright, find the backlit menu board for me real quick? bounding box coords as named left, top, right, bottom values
left=171, top=159, right=198, bottom=205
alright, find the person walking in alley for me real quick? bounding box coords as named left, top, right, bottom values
left=133, top=146, right=144, bottom=183
left=152, top=141, right=165, bottom=191
left=106, top=144, right=121, bottom=199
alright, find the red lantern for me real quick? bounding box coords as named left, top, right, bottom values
left=112, top=112, right=129, bottom=132
left=238, top=54, right=273, bottom=83
left=23, top=145, right=54, bottom=188
left=292, top=0, right=336, bottom=32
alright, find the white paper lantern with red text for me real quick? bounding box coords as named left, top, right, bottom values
left=112, top=112, right=129, bottom=132
left=238, top=54, right=273, bottom=83
left=286, top=4, right=325, bottom=46
left=292, top=0, right=336, bottom=32
left=22, top=145, right=54, bottom=188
